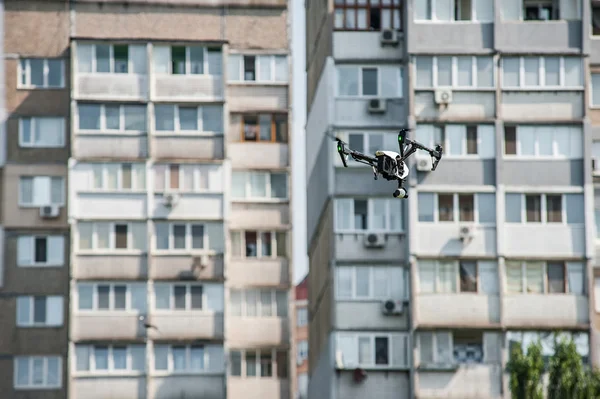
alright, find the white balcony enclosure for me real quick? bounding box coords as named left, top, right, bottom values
left=151, top=375, right=225, bottom=399
left=230, top=203, right=290, bottom=229
left=228, top=258, right=290, bottom=287
left=414, top=91, right=496, bottom=121
left=335, top=232, right=406, bottom=262
left=227, top=317, right=289, bottom=347
left=150, top=254, right=224, bottom=280
left=72, top=313, right=143, bottom=341
left=416, top=294, right=500, bottom=328
left=149, top=312, right=224, bottom=340
left=228, top=378, right=290, bottom=399
left=152, top=74, right=223, bottom=102
left=151, top=135, right=224, bottom=161
left=228, top=143, right=289, bottom=169
left=152, top=193, right=224, bottom=219
left=334, top=98, right=406, bottom=127
left=416, top=225, right=497, bottom=257
left=503, top=294, right=589, bottom=328
left=501, top=92, right=583, bottom=121
left=503, top=224, right=585, bottom=257
left=416, top=365, right=503, bottom=399
left=227, top=85, right=288, bottom=112
left=73, top=254, right=148, bottom=280
left=71, top=377, right=146, bottom=399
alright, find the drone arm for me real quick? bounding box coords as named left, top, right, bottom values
left=337, top=140, right=377, bottom=168
left=402, top=138, right=444, bottom=171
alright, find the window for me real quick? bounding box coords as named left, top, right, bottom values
left=297, top=341, right=308, bottom=365
left=17, top=235, right=64, bottom=267
left=335, top=198, right=402, bottom=231
left=16, top=296, right=63, bottom=327
left=419, top=331, right=484, bottom=365
left=77, top=103, right=147, bottom=132
left=414, top=0, right=494, bottom=22
left=591, top=73, right=600, bottom=107
left=228, top=349, right=288, bottom=378
left=77, top=43, right=147, bottom=74
left=501, top=56, right=582, bottom=88
left=417, top=192, right=496, bottom=224
left=418, top=260, right=499, bottom=294
left=154, top=104, right=223, bottom=133
left=154, top=222, right=208, bottom=251
left=240, top=114, right=288, bottom=143
left=18, top=58, right=64, bottom=88
left=89, top=163, right=146, bottom=191
left=507, top=331, right=589, bottom=364
left=334, top=0, right=402, bottom=30
left=231, top=171, right=288, bottom=200
left=505, top=261, right=585, bottom=295
left=154, top=344, right=223, bottom=373
left=153, top=164, right=222, bottom=193
left=503, top=125, right=583, bottom=159
left=14, top=356, right=62, bottom=389
left=335, top=332, right=409, bottom=368
left=154, top=283, right=221, bottom=311
left=297, top=308, right=308, bottom=327
left=415, top=56, right=494, bottom=88
left=19, top=176, right=64, bottom=207
left=76, top=282, right=147, bottom=311
left=416, top=124, right=495, bottom=158
left=228, top=54, right=288, bottom=82
left=523, top=0, right=558, bottom=21
left=593, top=5, right=600, bottom=35
left=77, top=222, right=146, bottom=251
left=229, top=289, right=288, bottom=317
left=152, top=45, right=222, bottom=75
left=334, top=132, right=398, bottom=165
left=75, top=344, right=145, bottom=374
left=336, top=266, right=407, bottom=300
left=19, top=117, right=65, bottom=148
left=337, top=65, right=403, bottom=97
left=230, top=230, right=287, bottom=258
left=504, top=193, right=584, bottom=224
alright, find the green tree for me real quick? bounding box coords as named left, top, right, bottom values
left=547, top=335, right=586, bottom=399
left=507, top=340, right=545, bottom=399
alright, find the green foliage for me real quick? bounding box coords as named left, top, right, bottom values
left=507, top=340, right=544, bottom=399
left=547, top=335, right=585, bottom=399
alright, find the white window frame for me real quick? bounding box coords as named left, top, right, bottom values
left=297, top=340, right=308, bottom=365
left=18, top=117, right=66, bottom=148
left=335, top=265, right=408, bottom=300
left=418, top=260, right=496, bottom=294
left=333, top=131, right=400, bottom=166
left=420, top=193, right=493, bottom=224
left=18, top=176, right=65, bottom=207
left=17, top=235, right=64, bottom=267
left=76, top=282, right=143, bottom=312
left=76, top=103, right=147, bottom=133
left=153, top=283, right=208, bottom=312
left=336, top=332, right=410, bottom=369
left=153, top=344, right=211, bottom=374
left=334, top=198, right=404, bottom=233
left=418, top=331, right=456, bottom=366
left=416, top=124, right=495, bottom=159
left=504, top=260, right=585, bottom=295
left=79, top=43, right=133, bottom=74
left=230, top=230, right=286, bottom=258
left=74, top=344, right=145, bottom=375
left=229, top=289, right=288, bottom=317
left=154, top=164, right=218, bottom=193
left=13, top=356, right=62, bottom=390
left=297, top=307, right=308, bottom=327
left=335, top=65, right=403, bottom=98
left=16, top=296, right=64, bottom=327
left=520, top=0, right=561, bottom=21
left=228, top=349, right=287, bottom=378
left=153, top=222, right=208, bottom=252
left=505, top=193, right=567, bottom=225
left=18, top=58, right=65, bottom=88
left=89, top=163, right=147, bottom=192
left=167, top=45, right=217, bottom=75
left=501, top=56, right=583, bottom=89
left=232, top=171, right=289, bottom=201
left=153, top=104, right=222, bottom=134
left=414, top=55, right=495, bottom=89
left=77, top=222, right=146, bottom=253
left=506, top=331, right=589, bottom=361
left=414, top=0, right=494, bottom=23
left=590, top=73, right=600, bottom=108
left=502, top=125, right=583, bottom=159
left=229, top=53, right=288, bottom=83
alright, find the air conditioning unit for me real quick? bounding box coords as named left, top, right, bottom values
left=434, top=88, right=453, bottom=105
left=415, top=155, right=433, bottom=172
left=459, top=225, right=474, bottom=241
left=381, top=299, right=404, bottom=316
left=162, top=193, right=179, bottom=208
left=364, top=233, right=385, bottom=248
left=367, top=98, right=386, bottom=113
left=380, top=29, right=398, bottom=45
left=39, top=205, right=60, bottom=218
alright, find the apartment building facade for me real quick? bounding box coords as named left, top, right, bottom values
left=2, top=0, right=294, bottom=398
left=306, top=0, right=596, bottom=398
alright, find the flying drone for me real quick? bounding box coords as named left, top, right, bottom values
left=336, top=128, right=443, bottom=199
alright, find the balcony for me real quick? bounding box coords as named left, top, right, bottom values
left=334, top=98, right=406, bottom=127
left=414, top=91, right=495, bottom=121
left=71, top=313, right=143, bottom=341
left=334, top=301, right=409, bottom=330
left=500, top=91, right=583, bottom=121
left=416, top=294, right=500, bottom=328
left=503, top=294, right=588, bottom=328
left=502, top=160, right=583, bottom=186
left=409, top=22, right=493, bottom=53
left=75, top=73, right=149, bottom=101
left=71, top=376, right=146, bottom=399
left=150, top=375, right=224, bottom=399
left=230, top=202, right=290, bottom=229
left=417, top=159, right=496, bottom=187
left=335, top=371, right=409, bottom=398
left=227, top=85, right=288, bottom=112
left=495, top=21, right=582, bottom=54
left=149, top=254, right=224, bottom=280
left=503, top=224, right=585, bottom=257
left=152, top=74, right=223, bottom=102
left=416, top=225, right=496, bottom=257
left=228, top=258, right=290, bottom=287
left=152, top=193, right=224, bottom=219
left=228, top=378, right=290, bottom=399
left=334, top=232, right=406, bottom=262
left=416, top=365, right=503, bottom=399
left=73, top=254, right=148, bottom=280
left=228, top=143, right=289, bottom=168
left=333, top=31, right=405, bottom=60
left=148, top=312, right=224, bottom=340
left=71, top=192, right=148, bottom=219
left=151, top=134, right=224, bottom=160
left=227, top=317, right=289, bottom=347
left=74, top=133, right=148, bottom=160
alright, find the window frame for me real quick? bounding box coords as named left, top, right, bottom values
left=18, top=117, right=66, bottom=148
left=297, top=340, right=309, bottom=365
left=335, top=332, right=410, bottom=369
left=297, top=307, right=308, bottom=327
left=335, top=265, right=408, bottom=300
left=414, top=55, right=496, bottom=89
left=18, top=58, right=65, bottom=89
left=74, top=344, right=145, bottom=375
left=165, top=45, right=221, bottom=75
left=230, top=230, right=286, bottom=258
left=336, top=65, right=404, bottom=98
left=228, top=53, right=289, bottom=83
left=334, top=197, right=404, bottom=233
left=228, top=288, right=288, bottom=317
left=231, top=171, right=289, bottom=201
left=88, top=163, right=147, bottom=192
left=17, top=235, right=64, bottom=268
left=153, top=164, right=220, bottom=194
left=152, top=283, right=209, bottom=312
left=505, top=193, right=568, bottom=225
left=333, top=0, right=403, bottom=31
left=591, top=72, right=600, bottom=108
left=13, top=356, right=62, bottom=390
left=153, top=104, right=223, bottom=134
left=239, top=113, right=288, bottom=143
left=18, top=176, right=65, bottom=207
left=419, top=192, right=493, bottom=224
left=76, top=282, right=144, bottom=312
left=77, top=43, right=134, bottom=74
left=419, top=331, right=485, bottom=366
left=228, top=349, right=289, bottom=378
left=414, top=0, right=494, bottom=23
left=501, top=56, right=584, bottom=89
left=77, top=221, right=146, bottom=253
left=153, top=222, right=209, bottom=252
left=506, top=331, right=589, bottom=364
left=153, top=344, right=212, bottom=374
left=16, top=295, right=64, bottom=327
left=504, top=260, right=585, bottom=295
left=418, top=259, right=496, bottom=294
left=76, top=103, right=148, bottom=133
left=502, top=124, right=583, bottom=159
left=415, top=124, right=496, bottom=159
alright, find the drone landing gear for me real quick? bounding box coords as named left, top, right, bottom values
left=393, top=181, right=408, bottom=199
left=372, top=166, right=378, bottom=180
